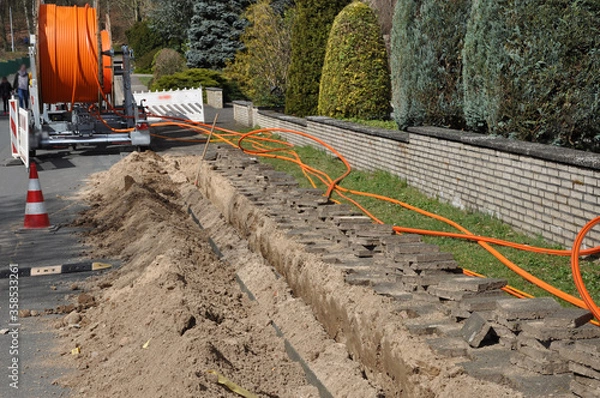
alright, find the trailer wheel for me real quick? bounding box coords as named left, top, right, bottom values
left=136, top=145, right=148, bottom=153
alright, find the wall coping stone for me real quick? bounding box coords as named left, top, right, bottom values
left=205, top=87, right=222, bottom=92
left=408, top=126, right=600, bottom=170
left=258, top=110, right=308, bottom=127
left=233, top=100, right=253, bottom=106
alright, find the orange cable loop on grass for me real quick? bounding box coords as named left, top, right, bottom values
left=232, top=127, right=600, bottom=319
left=145, top=114, right=600, bottom=321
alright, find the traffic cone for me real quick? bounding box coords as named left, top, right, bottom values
left=24, top=163, right=51, bottom=229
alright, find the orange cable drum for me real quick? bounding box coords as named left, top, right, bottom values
left=101, top=30, right=113, bottom=92
left=38, top=4, right=110, bottom=104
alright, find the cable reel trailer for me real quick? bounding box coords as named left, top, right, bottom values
left=13, top=1, right=150, bottom=161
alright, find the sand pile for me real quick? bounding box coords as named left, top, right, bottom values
left=61, top=152, right=318, bottom=397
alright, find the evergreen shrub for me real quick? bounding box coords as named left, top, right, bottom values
left=318, top=2, right=391, bottom=120
left=463, top=0, right=600, bottom=149
left=285, top=0, right=350, bottom=116
left=390, top=0, right=471, bottom=129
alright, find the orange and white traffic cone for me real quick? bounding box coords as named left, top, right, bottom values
left=24, top=163, right=51, bottom=229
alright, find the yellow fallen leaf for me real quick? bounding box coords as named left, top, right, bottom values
left=206, top=370, right=258, bottom=398
left=142, top=338, right=151, bottom=349
left=71, top=347, right=80, bottom=355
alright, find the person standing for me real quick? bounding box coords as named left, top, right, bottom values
left=12, top=64, right=29, bottom=109
left=0, top=76, right=12, bottom=114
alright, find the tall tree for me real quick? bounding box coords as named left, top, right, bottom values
left=285, top=0, right=350, bottom=116
left=148, top=0, right=194, bottom=51
left=225, top=0, right=294, bottom=107
left=186, top=0, right=250, bottom=70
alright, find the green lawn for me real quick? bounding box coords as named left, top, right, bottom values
left=258, top=144, right=599, bottom=306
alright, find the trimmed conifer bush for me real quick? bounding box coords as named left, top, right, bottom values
left=390, top=0, right=471, bottom=129
left=285, top=0, right=351, bottom=117
left=463, top=0, right=600, bottom=149
left=318, top=2, right=391, bottom=120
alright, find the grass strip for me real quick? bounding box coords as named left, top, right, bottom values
left=259, top=144, right=600, bottom=305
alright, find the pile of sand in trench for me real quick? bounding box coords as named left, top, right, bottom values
left=58, top=152, right=318, bottom=398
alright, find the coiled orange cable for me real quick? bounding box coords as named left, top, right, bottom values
left=38, top=4, right=111, bottom=104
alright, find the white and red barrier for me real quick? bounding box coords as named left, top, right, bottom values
left=133, top=87, right=205, bottom=123
left=9, top=99, right=29, bottom=168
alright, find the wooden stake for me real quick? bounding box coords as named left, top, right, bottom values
left=195, top=113, right=219, bottom=186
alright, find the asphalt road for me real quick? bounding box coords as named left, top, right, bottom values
left=0, top=113, right=132, bottom=398
left=0, top=101, right=242, bottom=397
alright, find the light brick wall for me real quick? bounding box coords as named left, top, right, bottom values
left=235, top=106, right=600, bottom=248
left=233, top=101, right=253, bottom=127
left=205, top=87, right=223, bottom=109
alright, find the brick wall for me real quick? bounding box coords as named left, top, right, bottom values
left=233, top=101, right=254, bottom=127
left=205, top=87, right=223, bottom=109
left=233, top=102, right=600, bottom=248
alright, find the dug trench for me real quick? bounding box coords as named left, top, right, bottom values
left=55, top=149, right=521, bottom=397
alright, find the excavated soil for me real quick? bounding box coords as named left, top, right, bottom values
left=55, top=151, right=521, bottom=398
left=59, top=152, right=320, bottom=397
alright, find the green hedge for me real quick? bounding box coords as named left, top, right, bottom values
left=285, top=0, right=350, bottom=117
left=391, top=0, right=471, bottom=130
left=463, top=0, right=600, bottom=149
left=151, top=68, right=244, bottom=103
left=318, top=2, right=391, bottom=120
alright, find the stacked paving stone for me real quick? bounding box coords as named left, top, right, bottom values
left=205, top=145, right=600, bottom=397
left=557, top=339, right=600, bottom=397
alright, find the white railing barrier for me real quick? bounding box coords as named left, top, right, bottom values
left=9, top=99, right=29, bottom=168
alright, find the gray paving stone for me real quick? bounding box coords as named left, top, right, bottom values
left=571, top=379, right=600, bottom=398
left=404, top=318, right=455, bottom=336
left=574, top=374, right=600, bottom=390
left=401, top=270, right=453, bottom=287
left=570, top=361, right=600, bottom=380
left=332, top=215, right=373, bottom=224
left=503, top=369, right=573, bottom=397
left=386, top=243, right=440, bottom=255
left=437, top=276, right=507, bottom=292
left=460, top=295, right=508, bottom=312
left=380, top=234, right=422, bottom=247
left=428, top=286, right=504, bottom=301
left=372, top=282, right=413, bottom=301
left=394, top=251, right=455, bottom=263
left=409, top=260, right=459, bottom=272
left=348, top=236, right=381, bottom=246
left=575, top=338, right=600, bottom=356
left=426, top=337, right=469, bottom=358
left=510, top=351, right=569, bottom=375
left=556, top=341, right=600, bottom=370
left=494, top=317, right=526, bottom=332
left=522, top=321, right=600, bottom=342
left=546, top=308, right=594, bottom=328
left=461, top=312, right=493, bottom=348
left=345, top=271, right=395, bottom=287
left=458, top=348, right=511, bottom=385
left=495, top=297, right=562, bottom=321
